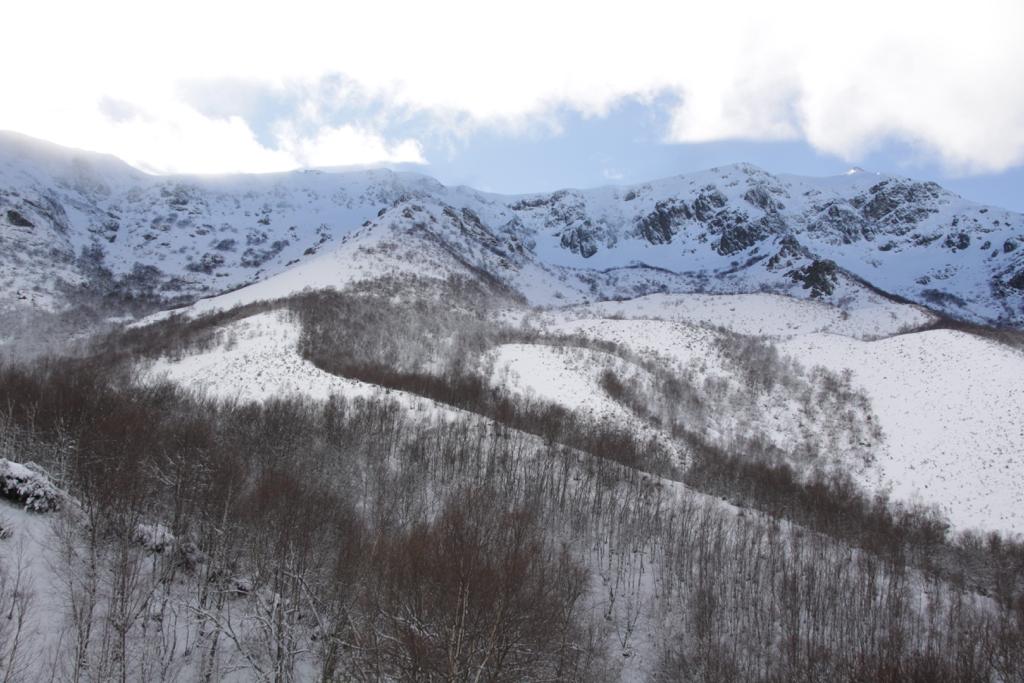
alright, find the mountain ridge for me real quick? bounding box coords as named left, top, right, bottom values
left=2, top=131, right=1022, bottom=326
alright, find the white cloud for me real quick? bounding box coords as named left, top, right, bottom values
left=2, top=0, right=1021, bottom=173
left=275, top=123, right=425, bottom=169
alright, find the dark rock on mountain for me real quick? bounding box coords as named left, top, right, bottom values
left=787, top=259, right=839, bottom=298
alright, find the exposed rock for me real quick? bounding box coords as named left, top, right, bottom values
left=944, top=232, right=971, bottom=251
left=742, top=185, right=785, bottom=213
left=853, top=180, right=941, bottom=235
left=560, top=227, right=598, bottom=258
left=241, top=240, right=289, bottom=268
left=807, top=201, right=872, bottom=244
left=6, top=208, right=34, bottom=227
left=1007, top=269, right=1024, bottom=291
left=766, top=235, right=807, bottom=271
left=634, top=199, right=692, bottom=244
left=692, top=186, right=728, bottom=222
left=713, top=212, right=783, bottom=256
left=787, top=259, right=838, bottom=298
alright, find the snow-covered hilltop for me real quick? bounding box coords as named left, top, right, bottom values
left=2, top=131, right=1023, bottom=325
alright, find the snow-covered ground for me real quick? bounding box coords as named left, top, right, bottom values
left=0, top=501, right=67, bottom=673
left=6, top=132, right=1024, bottom=678
left=143, top=310, right=461, bottom=426
left=485, top=343, right=685, bottom=465
left=144, top=311, right=379, bottom=403
left=565, top=290, right=934, bottom=339
left=541, top=310, right=878, bottom=473
left=6, top=291, right=1018, bottom=680
left=546, top=315, right=724, bottom=372
left=780, top=329, right=1024, bottom=535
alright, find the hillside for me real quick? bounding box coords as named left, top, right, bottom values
left=134, top=287, right=1024, bottom=536
left=0, top=275, right=1021, bottom=681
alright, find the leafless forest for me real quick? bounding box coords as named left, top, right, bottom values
left=0, top=277, right=1021, bottom=681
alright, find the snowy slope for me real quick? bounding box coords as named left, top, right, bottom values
left=485, top=343, right=685, bottom=465
left=6, top=135, right=1024, bottom=682
left=0, top=132, right=455, bottom=311
left=167, top=202, right=582, bottom=317
left=539, top=313, right=878, bottom=475
left=463, top=163, right=1024, bottom=324
left=144, top=311, right=380, bottom=403
left=530, top=294, right=1023, bottom=535
left=143, top=310, right=466, bottom=425
left=779, top=329, right=1024, bottom=535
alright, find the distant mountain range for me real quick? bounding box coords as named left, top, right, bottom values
left=2, top=131, right=1022, bottom=325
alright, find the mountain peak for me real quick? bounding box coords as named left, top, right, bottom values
left=707, top=162, right=771, bottom=177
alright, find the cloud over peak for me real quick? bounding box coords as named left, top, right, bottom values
left=4, top=0, right=1021, bottom=174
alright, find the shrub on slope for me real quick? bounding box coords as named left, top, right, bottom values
left=0, top=459, right=61, bottom=511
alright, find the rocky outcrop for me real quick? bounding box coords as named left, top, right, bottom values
left=787, top=259, right=839, bottom=298
left=634, top=199, right=692, bottom=244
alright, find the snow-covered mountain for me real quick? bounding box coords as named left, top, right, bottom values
left=3, top=132, right=1024, bottom=681
left=3, top=131, right=1023, bottom=325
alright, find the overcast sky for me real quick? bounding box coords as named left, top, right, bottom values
left=3, top=1, right=1023, bottom=208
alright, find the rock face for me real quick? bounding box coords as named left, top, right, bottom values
left=2, top=133, right=1023, bottom=326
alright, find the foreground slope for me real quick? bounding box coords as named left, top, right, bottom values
left=2, top=274, right=1021, bottom=681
